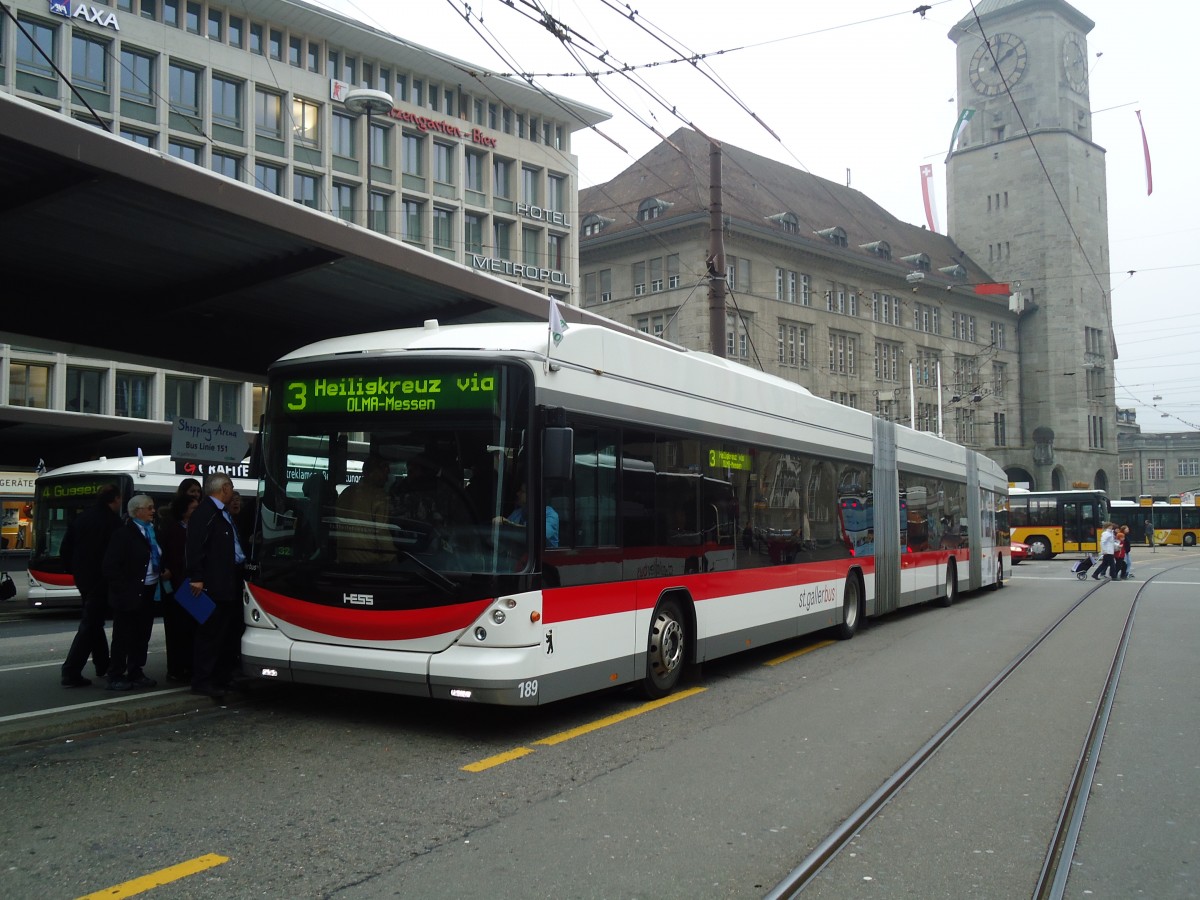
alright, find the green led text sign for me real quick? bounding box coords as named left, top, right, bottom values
left=709, top=449, right=750, bottom=471
left=282, top=371, right=499, bottom=414
left=37, top=478, right=122, bottom=502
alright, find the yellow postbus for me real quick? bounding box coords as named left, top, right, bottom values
left=1006, top=488, right=1108, bottom=560
left=1110, top=496, right=1200, bottom=548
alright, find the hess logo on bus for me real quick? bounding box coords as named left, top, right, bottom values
left=343, top=593, right=374, bottom=606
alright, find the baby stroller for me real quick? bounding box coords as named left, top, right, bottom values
left=1072, top=553, right=1096, bottom=580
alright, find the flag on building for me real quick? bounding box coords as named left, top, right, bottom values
left=945, top=108, right=975, bottom=163
left=1136, top=109, right=1153, bottom=196
left=919, top=164, right=941, bottom=233
left=550, top=298, right=570, bottom=346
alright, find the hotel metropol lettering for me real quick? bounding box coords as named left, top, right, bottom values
left=472, top=203, right=573, bottom=285
left=469, top=256, right=573, bottom=287
left=516, top=203, right=571, bottom=229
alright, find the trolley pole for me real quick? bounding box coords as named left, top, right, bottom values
left=708, top=141, right=727, bottom=358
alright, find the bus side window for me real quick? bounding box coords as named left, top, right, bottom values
left=570, top=426, right=618, bottom=548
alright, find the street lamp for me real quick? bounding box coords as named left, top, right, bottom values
left=343, top=87, right=393, bottom=230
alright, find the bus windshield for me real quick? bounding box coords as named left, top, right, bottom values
left=30, top=475, right=130, bottom=573
left=257, top=360, right=532, bottom=604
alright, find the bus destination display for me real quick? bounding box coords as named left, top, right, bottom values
left=283, top=370, right=500, bottom=414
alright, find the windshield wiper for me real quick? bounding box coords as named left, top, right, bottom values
left=397, top=551, right=459, bottom=597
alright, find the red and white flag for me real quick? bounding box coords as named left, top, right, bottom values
left=974, top=283, right=1011, bottom=296
left=1136, top=109, right=1153, bottom=196
left=919, top=164, right=941, bottom=233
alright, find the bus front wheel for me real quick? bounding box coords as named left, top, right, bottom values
left=1026, top=535, right=1053, bottom=560
left=641, top=599, right=686, bottom=699
left=1184, top=533, right=1197, bottom=547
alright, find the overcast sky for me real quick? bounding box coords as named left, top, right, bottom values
left=311, top=0, right=1197, bottom=434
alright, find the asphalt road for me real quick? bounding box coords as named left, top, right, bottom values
left=0, top=554, right=1196, bottom=899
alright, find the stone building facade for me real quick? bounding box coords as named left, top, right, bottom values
left=579, top=129, right=1022, bottom=458
left=579, top=0, right=1122, bottom=491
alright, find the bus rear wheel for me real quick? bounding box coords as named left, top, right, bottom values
left=834, top=575, right=861, bottom=640
left=641, top=599, right=686, bottom=699
left=935, top=560, right=959, bottom=607
left=990, top=558, right=1004, bottom=590
left=1184, top=533, right=1197, bottom=547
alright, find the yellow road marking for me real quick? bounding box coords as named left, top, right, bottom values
left=763, top=639, right=835, bottom=666
left=461, top=686, right=706, bottom=771
left=461, top=745, right=536, bottom=772
left=533, top=686, right=706, bottom=746
left=76, top=853, right=229, bottom=899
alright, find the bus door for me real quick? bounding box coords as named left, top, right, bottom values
left=1061, top=498, right=1098, bottom=552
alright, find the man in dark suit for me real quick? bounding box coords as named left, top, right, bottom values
left=185, top=472, right=244, bottom=699
left=102, top=494, right=162, bottom=690
left=59, top=484, right=122, bottom=687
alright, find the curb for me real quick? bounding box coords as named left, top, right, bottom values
left=0, top=687, right=253, bottom=750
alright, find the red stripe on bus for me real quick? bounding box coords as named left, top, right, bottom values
left=252, top=551, right=961, bottom=640
left=29, top=570, right=74, bottom=587
left=250, top=585, right=492, bottom=641
left=540, top=558, right=874, bottom=623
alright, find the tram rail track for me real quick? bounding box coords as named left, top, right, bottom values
left=765, top=562, right=1191, bottom=899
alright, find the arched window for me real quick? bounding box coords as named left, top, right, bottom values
left=902, top=253, right=932, bottom=272
left=637, top=197, right=673, bottom=221
left=581, top=214, right=612, bottom=236
left=860, top=240, right=891, bottom=260
left=767, top=212, right=799, bottom=234
left=815, top=226, right=847, bottom=248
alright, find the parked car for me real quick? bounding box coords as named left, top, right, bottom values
left=1010, top=541, right=1030, bottom=564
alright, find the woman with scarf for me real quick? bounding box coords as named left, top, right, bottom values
left=102, top=494, right=163, bottom=691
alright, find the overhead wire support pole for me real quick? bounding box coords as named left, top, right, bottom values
left=708, top=141, right=726, bottom=358
left=937, top=360, right=945, bottom=439
left=909, top=362, right=917, bottom=432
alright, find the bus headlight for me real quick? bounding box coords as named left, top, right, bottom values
left=474, top=626, right=487, bottom=641
left=491, top=609, right=506, bottom=625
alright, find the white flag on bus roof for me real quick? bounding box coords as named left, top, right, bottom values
left=550, top=298, right=570, bottom=346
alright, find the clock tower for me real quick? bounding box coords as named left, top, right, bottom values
left=947, top=0, right=1115, bottom=493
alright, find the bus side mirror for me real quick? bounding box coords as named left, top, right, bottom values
left=543, top=427, right=574, bottom=482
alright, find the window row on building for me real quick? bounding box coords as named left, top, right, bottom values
left=15, top=1, right=572, bottom=148
left=583, top=257, right=1010, bottom=346
left=4, top=347, right=264, bottom=430
left=628, top=309, right=1010, bottom=446
left=6, top=3, right=579, bottom=276
left=1119, top=457, right=1200, bottom=481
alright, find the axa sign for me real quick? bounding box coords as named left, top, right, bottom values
left=49, top=2, right=121, bottom=31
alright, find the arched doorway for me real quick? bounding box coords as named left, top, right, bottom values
left=1094, top=469, right=1109, bottom=492
left=1006, top=466, right=1034, bottom=490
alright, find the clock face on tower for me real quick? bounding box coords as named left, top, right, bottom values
left=1062, top=32, right=1088, bottom=93
left=970, top=32, right=1029, bottom=97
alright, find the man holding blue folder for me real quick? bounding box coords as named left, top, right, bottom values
left=185, top=473, right=244, bottom=699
